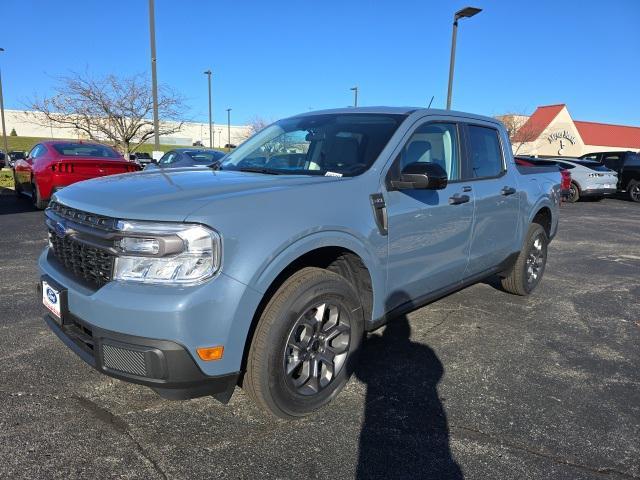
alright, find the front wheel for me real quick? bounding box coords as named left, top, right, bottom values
left=13, top=171, right=22, bottom=195
left=628, top=180, right=640, bottom=203
left=244, top=267, right=364, bottom=419
left=501, top=223, right=548, bottom=296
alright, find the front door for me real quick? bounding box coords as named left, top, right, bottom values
left=384, top=121, right=474, bottom=310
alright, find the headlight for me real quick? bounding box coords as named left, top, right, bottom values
left=113, top=220, right=221, bottom=284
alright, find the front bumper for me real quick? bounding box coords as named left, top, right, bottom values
left=42, top=307, right=238, bottom=401
left=38, top=247, right=264, bottom=399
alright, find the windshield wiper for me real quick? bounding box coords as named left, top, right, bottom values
left=236, top=166, right=282, bottom=175
left=208, top=160, right=223, bottom=170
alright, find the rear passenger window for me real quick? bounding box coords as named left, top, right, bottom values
left=602, top=154, right=621, bottom=169
left=400, top=123, right=460, bottom=180
left=467, top=125, right=504, bottom=178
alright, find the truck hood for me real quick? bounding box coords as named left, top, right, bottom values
left=52, top=167, right=339, bottom=221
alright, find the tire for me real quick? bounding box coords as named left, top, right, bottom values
left=567, top=182, right=580, bottom=203
left=32, top=182, right=48, bottom=210
left=501, top=223, right=548, bottom=296
left=628, top=180, right=640, bottom=203
left=244, top=267, right=364, bottom=419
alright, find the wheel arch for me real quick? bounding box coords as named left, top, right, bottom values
left=531, top=206, right=553, bottom=237
left=240, top=233, right=380, bottom=375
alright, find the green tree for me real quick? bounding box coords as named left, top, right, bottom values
left=10, top=128, right=17, bottom=136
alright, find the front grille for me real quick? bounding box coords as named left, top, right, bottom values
left=47, top=201, right=118, bottom=288
left=102, top=344, right=147, bottom=377
left=49, top=228, right=115, bottom=287
left=49, top=201, right=116, bottom=230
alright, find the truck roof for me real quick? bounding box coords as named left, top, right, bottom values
left=293, top=106, right=501, bottom=126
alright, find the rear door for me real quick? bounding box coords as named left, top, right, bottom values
left=462, top=123, right=520, bottom=276
left=384, top=120, right=474, bottom=309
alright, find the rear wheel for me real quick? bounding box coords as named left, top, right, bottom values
left=567, top=182, right=580, bottom=203
left=501, top=223, right=548, bottom=296
left=32, top=182, right=48, bottom=210
left=244, top=267, right=364, bottom=419
left=628, top=180, right=640, bottom=203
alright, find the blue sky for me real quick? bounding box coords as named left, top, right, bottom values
left=1, top=0, right=639, bottom=126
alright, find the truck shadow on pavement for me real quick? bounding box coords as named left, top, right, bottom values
left=355, top=294, right=463, bottom=479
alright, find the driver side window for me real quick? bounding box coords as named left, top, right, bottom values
left=400, top=123, right=460, bottom=181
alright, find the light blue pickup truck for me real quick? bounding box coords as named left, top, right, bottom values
left=39, top=107, right=560, bottom=418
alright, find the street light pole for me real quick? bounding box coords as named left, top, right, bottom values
left=0, top=48, right=9, bottom=159
left=350, top=86, right=359, bottom=108
left=148, top=0, right=160, bottom=150
left=226, top=108, right=231, bottom=148
left=204, top=70, right=213, bottom=148
left=446, top=6, right=482, bottom=110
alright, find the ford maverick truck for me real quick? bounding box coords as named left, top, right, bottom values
left=39, top=107, right=560, bottom=418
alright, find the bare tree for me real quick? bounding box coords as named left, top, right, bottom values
left=247, top=116, right=272, bottom=136
left=497, top=113, right=539, bottom=154
left=26, top=72, right=186, bottom=157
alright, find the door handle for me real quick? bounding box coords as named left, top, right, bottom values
left=462, top=185, right=472, bottom=192
left=501, top=186, right=516, bottom=196
left=449, top=194, right=470, bottom=205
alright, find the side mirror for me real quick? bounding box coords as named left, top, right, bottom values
left=129, top=154, right=136, bottom=161
left=392, top=162, right=448, bottom=190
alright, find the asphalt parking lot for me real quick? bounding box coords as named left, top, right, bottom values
left=0, top=186, right=638, bottom=480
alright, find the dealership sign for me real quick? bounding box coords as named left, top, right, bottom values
left=547, top=130, right=577, bottom=155
left=547, top=130, right=576, bottom=145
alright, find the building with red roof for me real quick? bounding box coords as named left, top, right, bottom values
left=503, top=104, right=640, bottom=157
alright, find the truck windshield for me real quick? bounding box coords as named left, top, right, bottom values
left=220, top=113, right=406, bottom=176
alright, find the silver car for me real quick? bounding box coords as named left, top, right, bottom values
left=550, top=158, right=618, bottom=202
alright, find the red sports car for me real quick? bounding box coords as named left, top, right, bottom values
left=13, top=141, right=140, bottom=209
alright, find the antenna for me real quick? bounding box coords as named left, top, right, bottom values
left=427, top=96, right=434, bottom=108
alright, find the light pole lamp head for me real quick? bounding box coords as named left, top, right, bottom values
left=350, top=86, right=358, bottom=91
left=454, top=6, right=482, bottom=22
left=203, top=70, right=211, bottom=76
left=0, top=47, right=5, bottom=53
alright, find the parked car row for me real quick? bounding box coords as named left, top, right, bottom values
left=514, top=152, right=640, bottom=203
left=579, top=151, right=640, bottom=202
left=12, top=141, right=140, bottom=209
left=146, top=148, right=226, bottom=170
left=0, top=150, right=27, bottom=169
left=10, top=142, right=227, bottom=209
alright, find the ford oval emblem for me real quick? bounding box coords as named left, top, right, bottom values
left=46, top=287, right=57, bottom=304
left=54, top=221, right=67, bottom=237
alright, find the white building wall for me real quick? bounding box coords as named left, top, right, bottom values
left=2, top=109, right=251, bottom=148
